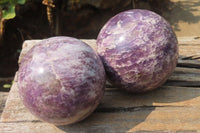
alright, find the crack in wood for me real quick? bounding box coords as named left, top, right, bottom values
left=0, top=120, right=42, bottom=123
left=194, top=37, right=200, bottom=40
left=95, top=105, right=184, bottom=113
left=180, top=55, right=200, bottom=60
left=165, top=80, right=200, bottom=87
left=177, top=60, right=200, bottom=68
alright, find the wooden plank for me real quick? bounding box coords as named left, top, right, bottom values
left=179, top=45, right=200, bottom=58
left=1, top=80, right=200, bottom=132
left=0, top=92, right=8, bottom=117
left=163, top=67, right=200, bottom=87
left=1, top=38, right=200, bottom=132
left=177, top=59, right=200, bottom=68
left=174, top=67, right=200, bottom=74
left=1, top=107, right=200, bottom=133
left=3, top=77, right=200, bottom=122
left=178, top=36, right=200, bottom=45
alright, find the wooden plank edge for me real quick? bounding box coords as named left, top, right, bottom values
left=178, top=36, right=200, bottom=45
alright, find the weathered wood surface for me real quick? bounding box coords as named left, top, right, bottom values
left=0, top=92, right=8, bottom=117
left=1, top=36, right=200, bottom=133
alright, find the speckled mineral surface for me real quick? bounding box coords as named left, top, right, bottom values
left=97, top=9, right=178, bottom=92
left=18, top=37, right=105, bottom=125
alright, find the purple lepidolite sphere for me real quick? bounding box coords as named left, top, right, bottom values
left=18, top=37, right=105, bottom=125
left=97, top=9, right=178, bottom=92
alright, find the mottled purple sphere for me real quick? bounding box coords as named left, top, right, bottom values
left=97, top=9, right=178, bottom=92
left=18, top=37, right=105, bottom=125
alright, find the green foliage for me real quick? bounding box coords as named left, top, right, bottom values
left=16, top=0, right=26, bottom=5
left=3, top=80, right=14, bottom=89
left=3, top=84, right=12, bottom=88
left=17, top=49, right=21, bottom=53
left=2, top=5, right=15, bottom=19
left=0, top=0, right=26, bottom=20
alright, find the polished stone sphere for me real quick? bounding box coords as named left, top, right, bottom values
left=18, top=37, right=105, bottom=125
left=97, top=9, right=178, bottom=92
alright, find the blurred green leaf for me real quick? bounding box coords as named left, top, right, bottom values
left=0, top=0, right=26, bottom=20
left=9, top=0, right=16, bottom=5
left=2, top=5, right=16, bottom=19
left=3, top=84, right=12, bottom=88
left=0, top=0, right=9, bottom=4
left=17, top=49, right=21, bottom=53
left=17, top=0, right=25, bottom=4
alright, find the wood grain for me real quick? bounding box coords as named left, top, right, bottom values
left=0, top=92, right=8, bottom=117
left=178, top=36, right=200, bottom=45
left=1, top=37, right=200, bottom=133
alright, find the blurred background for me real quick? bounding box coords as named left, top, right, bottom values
left=0, top=0, right=200, bottom=90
